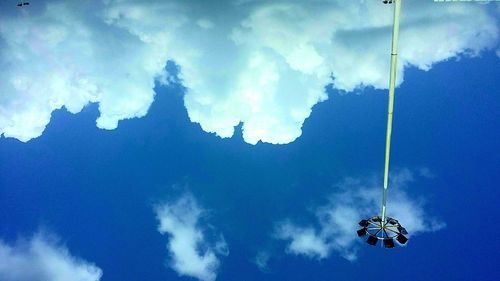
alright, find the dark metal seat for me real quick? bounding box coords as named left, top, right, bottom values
left=384, top=238, right=395, bottom=248
left=357, top=228, right=368, bottom=237
left=396, top=234, right=408, bottom=245
left=366, top=235, right=378, bottom=246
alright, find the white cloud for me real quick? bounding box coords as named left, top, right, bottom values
left=155, top=194, right=228, bottom=281
left=276, top=169, right=445, bottom=261
left=253, top=251, right=271, bottom=272
left=0, top=233, right=102, bottom=281
left=418, top=167, right=436, bottom=179
left=0, top=1, right=497, bottom=143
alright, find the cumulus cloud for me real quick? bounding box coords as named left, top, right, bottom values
left=0, top=1, right=497, bottom=143
left=155, top=193, right=228, bottom=281
left=276, top=169, right=445, bottom=261
left=253, top=251, right=271, bottom=272
left=0, top=233, right=102, bottom=281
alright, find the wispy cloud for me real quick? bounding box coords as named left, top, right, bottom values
left=0, top=232, right=102, bottom=281
left=0, top=1, right=497, bottom=143
left=275, top=169, right=445, bottom=261
left=155, top=193, right=228, bottom=281
left=253, top=251, right=271, bottom=272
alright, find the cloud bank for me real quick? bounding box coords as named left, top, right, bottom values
left=0, top=1, right=497, bottom=143
left=0, top=233, right=102, bottom=281
left=155, top=194, right=228, bottom=281
left=276, top=169, right=445, bottom=261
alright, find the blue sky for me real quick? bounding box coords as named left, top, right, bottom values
left=0, top=1, right=499, bottom=281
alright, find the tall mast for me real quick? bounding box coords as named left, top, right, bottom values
left=380, top=0, right=401, bottom=225
left=356, top=0, right=408, bottom=249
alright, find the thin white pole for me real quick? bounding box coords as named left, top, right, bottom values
left=381, top=0, right=402, bottom=225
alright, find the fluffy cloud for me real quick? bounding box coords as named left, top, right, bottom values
left=0, top=1, right=170, bottom=141
left=253, top=251, right=271, bottom=272
left=0, top=1, right=497, bottom=143
left=0, top=233, right=102, bottom=281
left=276, top=169, right=445, bottom=261
left=155, top=194, right=228, bottom=281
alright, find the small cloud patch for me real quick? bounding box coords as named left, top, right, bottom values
left=155, top=193, right=228, bottom=281
left=0, top=232, right=102, bottom=281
